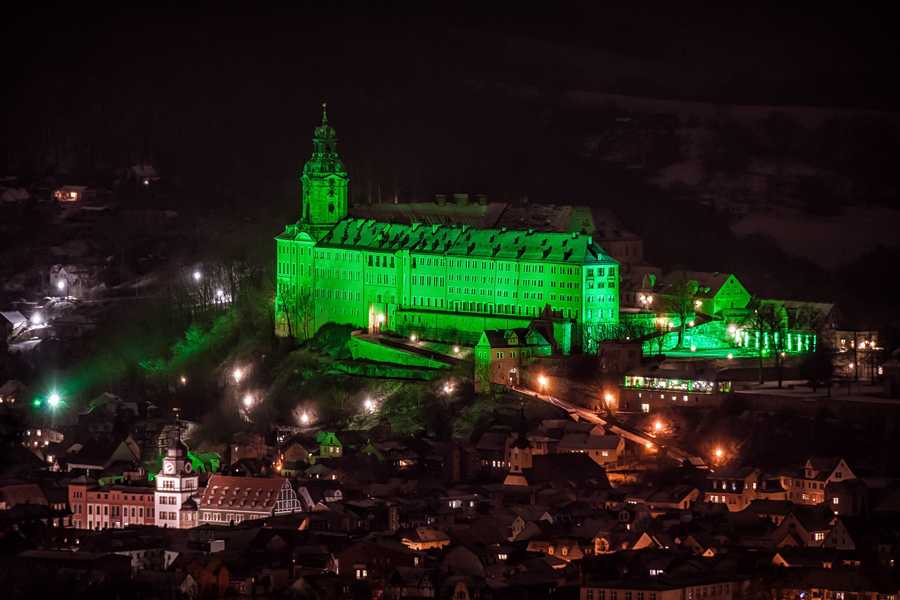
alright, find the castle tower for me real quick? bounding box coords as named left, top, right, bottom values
left=299, top=102, right=349, bottom=239
left=154, top=434, right=199, bottom=529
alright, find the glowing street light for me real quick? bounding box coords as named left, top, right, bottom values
left=690, top=345, right=697, bottom=352
left=728, top=324, right=737, bottom=336
left=56, top=279, right=66, bottom=293
left=688, top=320, right=695, bottom=327
left=179, top=375, right=188, bottom=385
left=537, top=374, right=549, bottom=393
left=30, top=312, right=44, bottom=326
left=714, top=447, right=724, bottom=461
left=453, top=345, right=460, bottom=354
left=409, top=333, right=418, bottom=343
left=653, top=420, right=663, bottom=433
left=242, top=393, right=254, bottom=409
left=232, top=367, right=244, bottom=384
left=694, top=299, right=702, bottom=309
left=192, top=270, right=202, bottom=282
left=300, top=411, right=311, bottom=425
left=363, top=398, right=375, bottom=412
left=48, top=392, right=61, bottom=409
left=443, top=382, right=454, bottom=394
left=216, top=288, right=225, bottom=300
left=727, top=353, right=734, bottom=360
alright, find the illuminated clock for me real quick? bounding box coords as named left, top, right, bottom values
left=184, top=462, right=193, bottom=474
left=164, top=462, right=175, bottom=474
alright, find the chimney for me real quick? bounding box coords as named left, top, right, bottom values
left=453, top=193, right=469, bottom=206
left=476, top=193, right=488, bottom=206
left=435, top=194, right=447, bottom=206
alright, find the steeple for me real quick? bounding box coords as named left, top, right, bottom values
left=300, top=103, right=349, bottom=236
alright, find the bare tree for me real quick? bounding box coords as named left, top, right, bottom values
left=661, top=278, right=696, bottom=349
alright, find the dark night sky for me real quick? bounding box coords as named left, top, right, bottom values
left=2, top=6, right=898, bottom=229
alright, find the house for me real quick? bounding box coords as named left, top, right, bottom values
left=385, top=566, right=434, bottom=599
left=556, top=432, right=624, bottom=466
left=599, top=339, right=643, bottom=375
left=522, top=453, right=612, bottom=489
left=825, top=479, right=869, bottom=517
left=0, top=482, right=48, bottom=510
left=67, top=476, right=156, bottom=530
left=704, top=468, right=788, bottom=511
left=771, top=505, right=836, bottom=548
left=337, top=540, right=421, bottom=585
left=400, top=526, right=450, bottom=551
left=1, top=312, right=28, bottom=340
left=781, top=457, right=856, bottom=505
left=771, top=567, right=900, bottom=600
left=316, top=431, right=343, bottom=458
left=63, top=435, right=142, bottom=475
left=474, top=326, right=552, bottom=392
left=659, top=271, right=751, bottom=316
left=199, top=475, right=302, bottom=526
left=53, top=185, right=89, bottom=203
left=620, top=364, right=734, bottom=412
left=580, top=550, right=750, bottom=600
left=635, top=485, right=701, bottom=512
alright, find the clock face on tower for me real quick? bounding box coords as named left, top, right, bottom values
left=184, top=462, right=193, bottom=474
left=164, top=462, right=175, bottom=474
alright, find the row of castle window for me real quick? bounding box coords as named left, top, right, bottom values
left=411, top=275, right=445, bottom=287
left=586, top=279, right=616, bottom=289
left=368, top=255, right=395, bottom=268
left=316, top=289, right=363, bottom=302
left=411, top=296, right=445, bottom=309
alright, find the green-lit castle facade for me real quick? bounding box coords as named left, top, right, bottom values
left=275, top=108, right=619, bottom=352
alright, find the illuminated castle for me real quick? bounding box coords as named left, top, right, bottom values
left=275, top=107, right=620, bottom=352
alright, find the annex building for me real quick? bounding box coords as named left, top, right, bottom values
left=275, top=107, right=620, bottom=352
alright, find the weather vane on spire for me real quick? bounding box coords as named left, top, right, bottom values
left=322, top=101, right=328, bottom=125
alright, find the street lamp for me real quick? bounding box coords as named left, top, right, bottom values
left=443, top=382, right=454, bottom=395
left=192, top=270, right=202, bottom=282
left=537, top=374, right=549, bottom=394
left=48, top=392, right=61, bottom=409
left=30, top=312, right=44, bottom=326
left=363, top=398, right=375, bottom=413
left=300, top=411, right=311, bottom=425
left=232, top=367, right=244, bottom=384
left=714, top=447, right=724, bottom=462
left=653, top=419, right=663, bottom=433
left=56, top=279, right=66, bottom=295
left=242, top=393, right=254, bottom=409
left=179, top=375, right=188, bottom=385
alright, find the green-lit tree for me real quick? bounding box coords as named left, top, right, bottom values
left=661, top=278, right=696, bottom=349
left=743, top=298, right=780, bottom=385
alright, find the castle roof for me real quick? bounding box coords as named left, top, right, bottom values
left=315, top=218, right=616, bottom=265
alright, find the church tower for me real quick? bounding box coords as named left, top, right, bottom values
left=154, top=435, right=199, bottom=529
left=299, top=102, right=348, bottom=239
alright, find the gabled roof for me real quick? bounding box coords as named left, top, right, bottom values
left=661, top=271, right=737, bottom=297
left=200, top=475, right=290, bottom=513
left=557, top=433, right=622, bottom=451
left=310, top=218, right=616, bottom=265
left=525, top=454, right=611, bottom=488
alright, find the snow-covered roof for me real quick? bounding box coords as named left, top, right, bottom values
left=0, top=311, right=27, bottom=327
